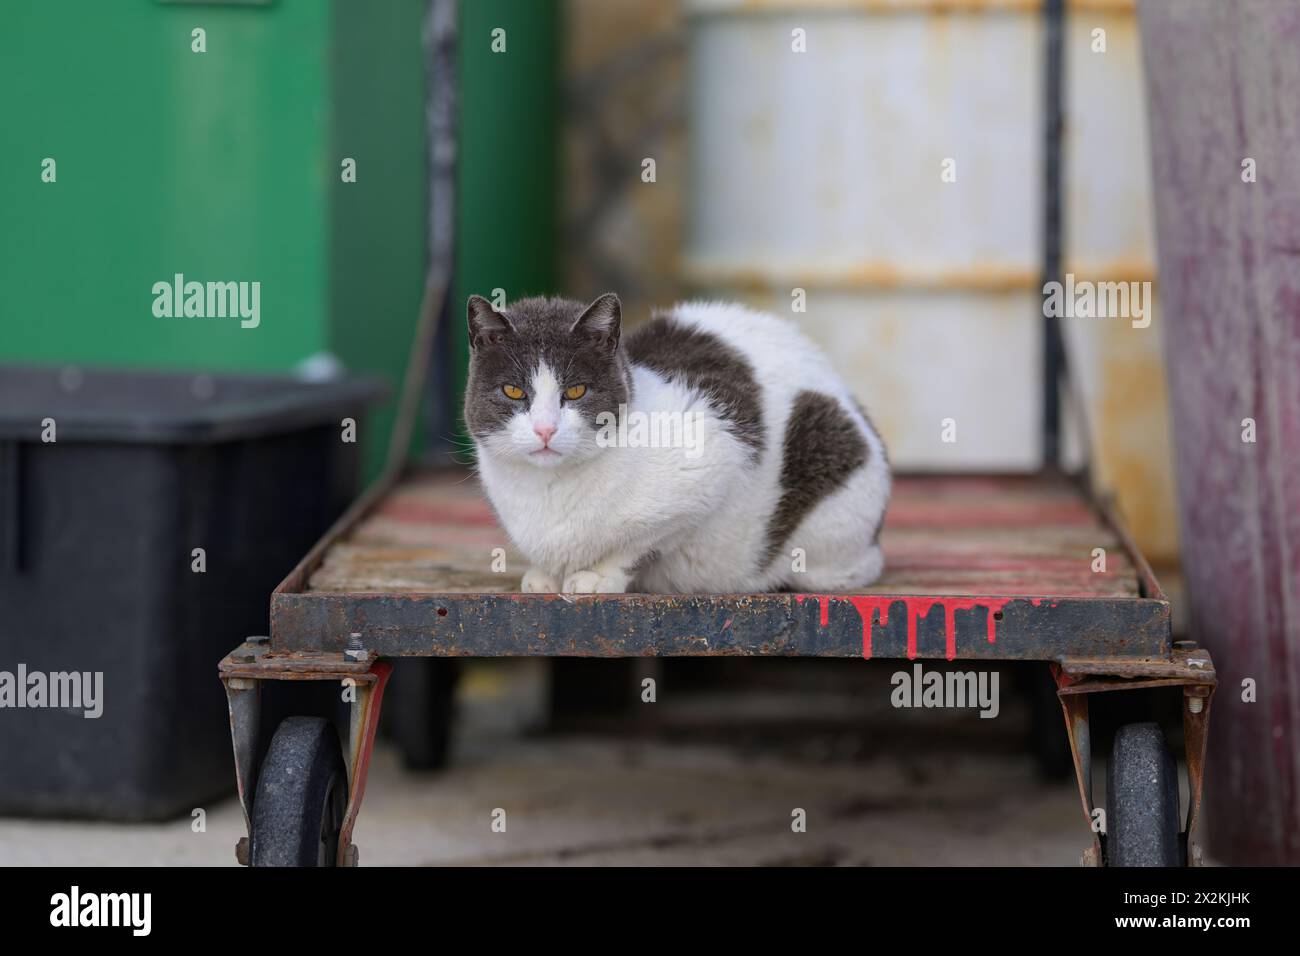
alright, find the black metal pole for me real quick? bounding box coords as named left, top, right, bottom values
left=1042, top=0, right=1066, bottom=470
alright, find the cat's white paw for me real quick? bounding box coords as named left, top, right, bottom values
left=562, top=570, right=603, bottom=593
left=562, top=569, right=628, bottom=594
left=521, top=567, right=560, bottom=593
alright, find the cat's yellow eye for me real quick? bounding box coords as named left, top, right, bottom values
left=502, top=384, right=525, bottom=400
left=564, top=384, right=587, bottom=401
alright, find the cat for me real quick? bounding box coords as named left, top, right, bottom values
left=464, top=293, right=890, bottom=594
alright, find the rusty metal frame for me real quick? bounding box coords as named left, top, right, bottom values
left=219, top=638, right=392, bottom=867
left=1052, top=644, right=1216, bottom=867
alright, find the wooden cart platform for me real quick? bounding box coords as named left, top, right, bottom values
left=267, top=468, right=1173, bottom=664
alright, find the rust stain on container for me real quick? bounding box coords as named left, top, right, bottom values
left=1092, top=317, right=1180, bottom=564
left=697, top=0, right=1135, bottom=15
left=681, top=259, right=1155, bottom=292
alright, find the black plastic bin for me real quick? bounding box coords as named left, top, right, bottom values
left=0, top=366, right=384, bottom=820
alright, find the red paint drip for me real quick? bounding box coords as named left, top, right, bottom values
left=801, top=594, right=1019, bottom=660
left=933, top=598, right=1004, bottom=657
left=795, top=593, right=831, bottom=626
left=845, top=597, right=893, bottom=659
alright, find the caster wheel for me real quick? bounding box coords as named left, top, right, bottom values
left=251, top=716, right=349, bottom=867
left=1106, top=721, right=1182, bottom=867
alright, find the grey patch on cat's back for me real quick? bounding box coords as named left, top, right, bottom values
left=763, top=391, right=869, bottom=564
left=850, top=396, right=888, bottom=544
left=851, top=397, right=886, bottom=464
left=625, top=315, right=765, bottom=458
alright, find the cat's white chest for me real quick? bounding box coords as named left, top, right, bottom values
left=478, top=459, right=602, bottom=569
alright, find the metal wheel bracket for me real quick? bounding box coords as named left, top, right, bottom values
left=219, top=639, right=393, bottom=867
left=1051, top=643, right=1217, bottom=867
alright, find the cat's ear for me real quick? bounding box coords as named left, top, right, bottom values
left=467, top=295, right=514, bottom=349
left=571, top=293, right=621, bottom=352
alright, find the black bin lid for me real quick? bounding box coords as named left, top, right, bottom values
left=0, top=365, right=388, bottom=444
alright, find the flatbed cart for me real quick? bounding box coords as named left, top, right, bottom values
left=218, top=466, right=1215, bottom=867
left=218, top=0, right=1213, bottom=867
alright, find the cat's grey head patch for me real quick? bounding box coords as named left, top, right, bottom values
left=465, top=294, right=632, bottom=467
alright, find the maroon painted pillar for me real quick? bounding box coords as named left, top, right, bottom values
left=1139, top=0, right=1300, bottom=864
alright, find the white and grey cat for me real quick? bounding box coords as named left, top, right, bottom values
left=465, top=294, right=890, bottom=594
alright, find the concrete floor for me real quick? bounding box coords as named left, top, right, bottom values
left=0, top=660, right=1110, bottom=866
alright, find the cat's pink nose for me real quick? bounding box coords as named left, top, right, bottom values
left=533, top=424, right=557, bottom=446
